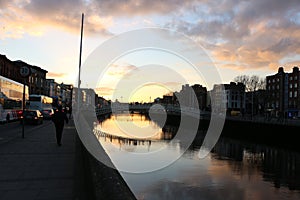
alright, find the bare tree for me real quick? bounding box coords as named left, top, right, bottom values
left=234, top=75, right=266, bottom=91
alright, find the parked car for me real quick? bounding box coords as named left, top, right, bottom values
left=21, top=110, right=43, bottom=125
left=42, top=109, right=54, bottom=119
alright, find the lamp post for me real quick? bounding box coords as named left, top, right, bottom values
left=77, top=13, right=84, bottom=112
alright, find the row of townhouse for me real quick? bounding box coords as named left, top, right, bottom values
left=266, top=66, right=300, bottom=118
left=157, top=66, right=300, bottom=118
left=0, top=54, right=73, bottom=107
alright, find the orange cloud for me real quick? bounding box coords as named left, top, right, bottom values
left=106, top=63, right=138, bottom=77
left=95, top=87, right=115, bottom=96
left=0, top=0, right=113, bottom=39
left=47, top=72, right=66, bottom=78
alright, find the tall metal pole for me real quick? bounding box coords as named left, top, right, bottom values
left=22, top=78, right=25, bottom=138
left=252, top=91, right=254, bottom=120
left=77, top=13, right=84, bottom=111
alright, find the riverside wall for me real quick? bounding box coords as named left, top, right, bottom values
left=75, top=132, right=136, bottom=200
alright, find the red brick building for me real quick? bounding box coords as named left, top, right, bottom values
left=0, top=54, right=48, bottom=95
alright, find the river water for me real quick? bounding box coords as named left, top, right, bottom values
left=95, top=113, right=300, bottom=200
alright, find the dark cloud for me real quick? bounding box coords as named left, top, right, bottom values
left=91, top=0, right=198, bottom=16
left=23, top=0, right=112, bottom=36
left=1, top=0, right=300, bottom=71
left=265, top=37, right=300, bottom=54
left=0, top=0, right=9, bottom=8
left=4, top=0, right=198, bottom=36
left=165, top=0, right=300, bottom=70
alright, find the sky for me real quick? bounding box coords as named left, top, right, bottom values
left=1, top=0, right=300, bottom=102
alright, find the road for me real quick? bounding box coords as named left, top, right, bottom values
left=0, top=120, right=53, bottom=145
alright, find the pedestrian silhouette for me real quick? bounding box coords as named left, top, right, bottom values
left=52, top=105, right=68, bottom=146
left=68, top=106, right=72, bottom=119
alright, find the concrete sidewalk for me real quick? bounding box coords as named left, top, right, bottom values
left=0, top=119, right=86, bottom=200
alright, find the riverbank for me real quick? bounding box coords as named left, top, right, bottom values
left=76, top=135, right=136, bottom=200
left=163, top=114, right=300, bottom=152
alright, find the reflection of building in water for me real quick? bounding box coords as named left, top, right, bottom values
left=211, top=138, right=300, bottom=191
left=262, top=147, right=300, bottom=190
left=161, top=125, right=178, bottom=140
left=97, top=113, right=112, bottom=124
left=211, top=138, right=244, bottom=161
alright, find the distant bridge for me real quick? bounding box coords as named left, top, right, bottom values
left=95, top=104, right=300, bottom=127
left=95, top=104, right=211, bottom=120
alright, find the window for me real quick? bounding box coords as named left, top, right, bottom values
left=277, top=78, right=279, bottom=82
left=290, top=91, right=293, bottom=98
left=295, top=76, right=298, bottom=80
left=295, top=91, right=298, bottom=97
left=290, top=83, right=293, bottom=89
left=277, top=85, right=279, bottom=89
left=290, top=76, right=293, bottom=81
left=295, top=83, right=298, bottom=88
left=273, top=79, right=275, bottom=83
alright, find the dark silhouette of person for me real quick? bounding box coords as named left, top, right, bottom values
left=52, top=105, right=68, bottom=146
left=68, top=106, right=72, bottom=119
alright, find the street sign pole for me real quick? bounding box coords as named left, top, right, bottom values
left=22, top=78, right=25, bottom=138
left=20, top=66, right=31, bottom=139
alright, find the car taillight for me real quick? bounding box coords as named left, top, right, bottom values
left=34, top=117, right=38, bottom=119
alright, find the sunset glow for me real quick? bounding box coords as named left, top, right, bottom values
left=1, top=0, right=300, bottom=102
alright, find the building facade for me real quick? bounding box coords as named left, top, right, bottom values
left=176, top=84, right=207, bottom=110
left=210, top=82, right=246, bottom=115
left=0, top=54, right=24, bottom=84
left=0, top=55, right=48, bottom=96
left=13, top=60, right=48, bottom=95
left=266, top=66, right=300, bottom=117
left=287, top=67, right=300, bottom=117
left=266, top=67, right=287, bottom=114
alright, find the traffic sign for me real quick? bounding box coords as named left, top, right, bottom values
left=20, top=66, right=31, bottom=77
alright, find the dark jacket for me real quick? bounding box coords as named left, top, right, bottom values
left=52, top=110, right=68, bottom=126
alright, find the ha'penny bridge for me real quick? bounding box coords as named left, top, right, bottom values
left=95, top=104, right=300, bottom=127
left=93, top=128, right=154, bottom=147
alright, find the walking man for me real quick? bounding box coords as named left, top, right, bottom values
left=52, top=105, right=68, bottom=146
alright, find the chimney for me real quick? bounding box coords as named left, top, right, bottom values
left=293, top=66, right=299, bottom=73
left=278, top=67, right=284, bottom=73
